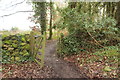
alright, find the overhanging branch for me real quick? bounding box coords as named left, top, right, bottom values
left=1, top=0, right=26, bottom=11
left=8, top=0, right=26, bottom=8
left=0, top=11, right=34, bottom=17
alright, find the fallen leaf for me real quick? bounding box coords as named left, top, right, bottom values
left=104, top=66, right=111, bottom=72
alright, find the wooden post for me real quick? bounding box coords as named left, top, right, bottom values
left=30, top=31, right=35, bottom=57
left=30, top=31, right=46, bottom=68
left=40, top=32, right=46, bottom=68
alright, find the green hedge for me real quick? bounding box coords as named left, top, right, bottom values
left=2, top=34, right=32, bottom=63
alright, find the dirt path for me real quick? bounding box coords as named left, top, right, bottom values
left=2, top=40, right=87, bottom=78
left=44, top=40, right=87, bottom=78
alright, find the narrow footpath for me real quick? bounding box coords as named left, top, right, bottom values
left=44, top=40, right=87, bottom=78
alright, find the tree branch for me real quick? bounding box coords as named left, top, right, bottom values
left=1, top=0, right=26, bottom=10
left=0, top=11, right=34, bottom=17
left=86, top=30, right=104, bottom=48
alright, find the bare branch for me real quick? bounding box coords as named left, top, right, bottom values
left=86, top=30, right=105, bottom=48
left=9, top=0, right=25, bottom=7
left=1, top=0, right=26, bottom=10
left=0, top=11, right=34, bottom=17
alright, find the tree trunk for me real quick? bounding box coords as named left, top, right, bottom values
left=106, top=2, right=111, bottom=17
left=40, top=2, right=46, bottom=34
left=48, top=2, right=53, bottom=40
left=116, top=2, right=120, bottom=28
left=68, top=2, right=77, bottom=8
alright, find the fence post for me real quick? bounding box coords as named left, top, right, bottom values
left=30, top=31, right=35, bottom=57
left=29, top=31, right=46, bottom=68
left=40, top=32, right=46, bottom=68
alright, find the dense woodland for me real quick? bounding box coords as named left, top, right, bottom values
left=1, top=1, right=120, bottom=79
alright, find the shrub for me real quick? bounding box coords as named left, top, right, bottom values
left=2, top=34, right=32, bottom=63
left=57, top=8, right=119, bottom=56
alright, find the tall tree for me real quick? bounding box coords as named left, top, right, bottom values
left=116, top=2, right=120, bottom=28
left=48, top=1, right=53, bottom=40
left=33, top=2, right=47, bottom=34
left=68, top=2, right=77, bottom=8
left=40, top=2, right=47, bottom=34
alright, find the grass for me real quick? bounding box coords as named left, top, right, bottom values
left=0, top=30, right=30, bottom=36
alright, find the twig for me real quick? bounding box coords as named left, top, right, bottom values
left=86, top=30, right=104, bottom=48
left=0, top=11, right=34, bottom=17
left=2, top=67, right=11, bottom=77
left=1, top=0, right=26, bottom=11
